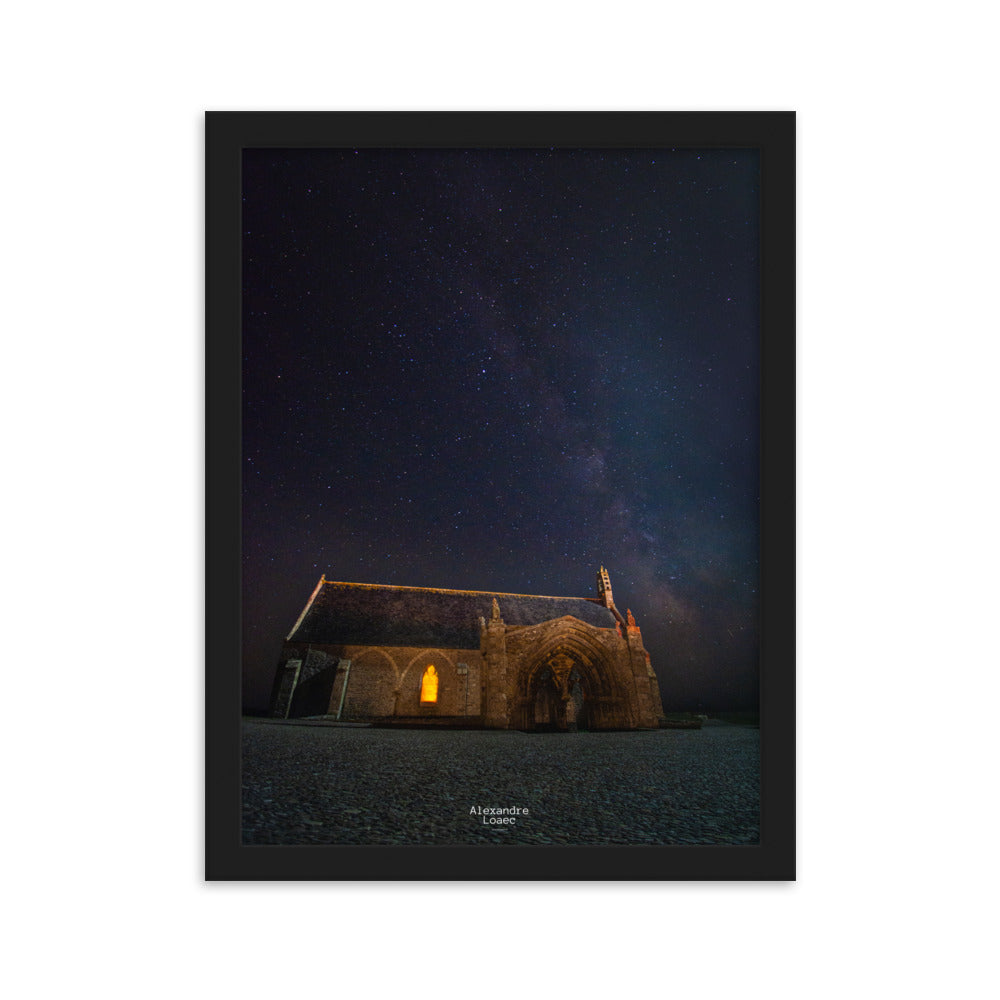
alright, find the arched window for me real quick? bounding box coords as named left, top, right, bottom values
left=420, top=665, right=438, bottom=704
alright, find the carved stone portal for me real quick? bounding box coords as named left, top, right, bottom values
left=548, top=652, right=575, bottom=700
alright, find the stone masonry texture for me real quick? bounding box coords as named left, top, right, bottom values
left=272, top=572, right=664, bottom=730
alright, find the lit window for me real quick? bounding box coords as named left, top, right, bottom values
left=420, top=665, right=439, bottom=704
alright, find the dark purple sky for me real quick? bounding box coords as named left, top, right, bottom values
left=242, top=147, right=759, bottom=712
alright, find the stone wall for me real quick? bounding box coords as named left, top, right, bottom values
left=275, top=641, right=484, bottom=720
left=273, top=615, right=662, bottom=729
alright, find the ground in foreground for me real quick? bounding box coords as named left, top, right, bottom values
left=241, top=719, right=759, bottom=846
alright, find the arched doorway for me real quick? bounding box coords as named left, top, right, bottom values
left=522, top=652, right=593, bottom=731
left=510, top=618, right=633, bottom=730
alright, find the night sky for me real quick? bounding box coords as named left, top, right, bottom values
left=242, top=146, right=759, bottom=713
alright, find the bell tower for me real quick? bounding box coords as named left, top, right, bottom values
left=596, top=565, right=614, bottom=609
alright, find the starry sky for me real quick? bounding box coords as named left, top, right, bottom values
left=242, top=146, right=759, bottom=713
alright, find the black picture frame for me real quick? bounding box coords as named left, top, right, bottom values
left=206, top=111, right=795, bottom=881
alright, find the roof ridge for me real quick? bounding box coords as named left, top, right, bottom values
left=321, top=579, right=595, bottom=602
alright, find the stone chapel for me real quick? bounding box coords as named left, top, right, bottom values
left=270, top=567, right=664, bottom=730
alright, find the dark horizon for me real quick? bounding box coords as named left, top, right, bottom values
left=242, top=146, right=760, bottom=715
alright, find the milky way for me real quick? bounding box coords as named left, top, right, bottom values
left=242, top=147, right=760, bottom=711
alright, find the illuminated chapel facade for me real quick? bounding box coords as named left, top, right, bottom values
left=270, top=568, right=664, bottom=731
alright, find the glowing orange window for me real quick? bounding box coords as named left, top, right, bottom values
left=420, top=665, right=439, bottom=704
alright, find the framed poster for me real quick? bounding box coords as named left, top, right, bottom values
left=206, top=112, right=794, bottom=880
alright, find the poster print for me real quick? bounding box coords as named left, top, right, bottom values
left=206, top=112, right=794, bottom=880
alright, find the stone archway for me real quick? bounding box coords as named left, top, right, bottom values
left=513, top=637, right=627, bottom=730
left=525, top=653, right=591, bottom=731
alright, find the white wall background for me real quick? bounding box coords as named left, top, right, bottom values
left=2, top=3, right=996, bottom=998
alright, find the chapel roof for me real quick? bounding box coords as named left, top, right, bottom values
left=286, top=578, right=617, bottom=649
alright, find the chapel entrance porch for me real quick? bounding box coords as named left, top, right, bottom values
left=517, top=653, right=590, bottom=732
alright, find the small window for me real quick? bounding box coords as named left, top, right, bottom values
left=420, top=665, right=439, bottom=704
